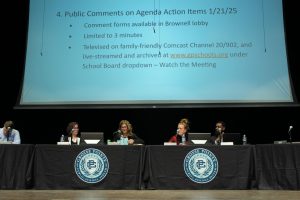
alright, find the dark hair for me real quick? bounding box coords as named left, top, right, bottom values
left=66, top=122, right=79, bottom=136
left=4, top=120, right=14, bottom=129
left=216, top=121, right=226, bottom=127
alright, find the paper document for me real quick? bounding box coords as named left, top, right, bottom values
left=164, top=142, right=177, bottom=146
left=221, top=142, right=234, bottom=145
left=57, top=142, right=70, bottom=145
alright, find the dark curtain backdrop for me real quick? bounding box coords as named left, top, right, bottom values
left=1, top=0, right=299, bottom=145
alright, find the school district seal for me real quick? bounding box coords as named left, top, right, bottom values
left=184, top=148, right=218, bottom=183
left=74, top=148, right=109, bottom=183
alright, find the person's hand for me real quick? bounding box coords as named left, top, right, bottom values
left=215, top=127, right=222, bottom=135
left=215, top=133, right=224, bottom=144
left=128, top=139, right=134, bottom=145
left=108, top=141, right=118, bottom=145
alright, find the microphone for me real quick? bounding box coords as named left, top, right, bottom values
left=176, top=129, right=179, bottom=135
left=288, top=125, right=293, bottom=143
left=288, top=126, right=293, bottom=132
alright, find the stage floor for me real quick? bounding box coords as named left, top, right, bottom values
left=0, top=190, right=299, bottom=200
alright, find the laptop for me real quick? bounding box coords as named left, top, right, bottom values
left=222, top=133, right=242, bottom=145
left=189, top=133, right=211, bottom=144
left=80, top=132, right=104, bottom=145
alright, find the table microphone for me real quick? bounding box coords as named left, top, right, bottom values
left=288, top=125, right=293, bottom=143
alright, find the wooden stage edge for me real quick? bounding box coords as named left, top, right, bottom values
left=0, top=190, right=300, bottom=200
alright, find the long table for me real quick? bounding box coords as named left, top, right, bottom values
left=1, top=144, right=300, bottom=189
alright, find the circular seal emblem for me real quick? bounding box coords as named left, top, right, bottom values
left=184, top=148, right=218, bottom=183
left=74, top=148, right=109, bottom=183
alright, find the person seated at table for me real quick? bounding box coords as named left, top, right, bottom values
left=168, top=118, right=190, bottom=145
left=66, top=121, right=81, bottom=145
left=0, top=120, right=21, bottom=144
left=112, top=120, right=144, bottom=145
left=210, top=120, right=226, bottom=145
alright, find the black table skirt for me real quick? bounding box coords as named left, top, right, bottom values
left=1, top=144, right=300, bottom=189
left=143, top=145, right=256, bottom=189
left=34, top=145, right=145, bottom=189
left=0, top=144, right=35, bottom=189
left=256, top=144, right=300, bottom=189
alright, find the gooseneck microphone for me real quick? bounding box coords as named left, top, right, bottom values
left=288, top=125, right=293, bottom=143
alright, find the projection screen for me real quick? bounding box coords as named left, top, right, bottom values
left=18, top=0, right=295, bottom=108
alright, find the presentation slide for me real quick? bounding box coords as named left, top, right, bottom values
left=20, top=0, right=293, bottom=107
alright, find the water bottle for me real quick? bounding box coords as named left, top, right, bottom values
left=119, top=135, right=124, bottom=145
left=242, top=134, right=247, bottom=145
left=181, top=134, right=186, bottom=145
left=60, top=134, right=65, bottom=142
left=107, top=139, right=111, bottom=145
left=120, top=135, right=128, bottom=145
left=123, top=137, right=128, bottom=145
